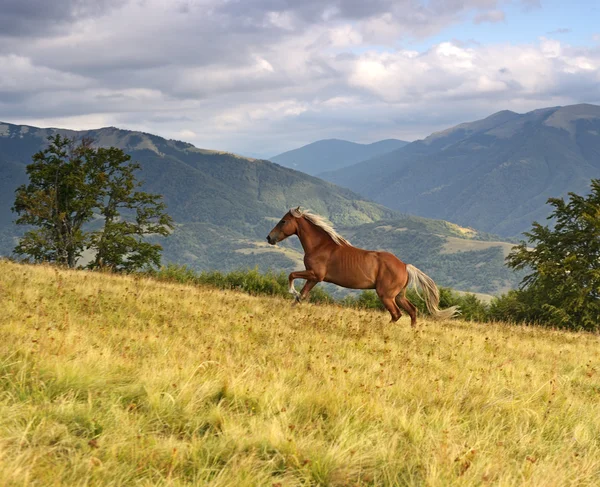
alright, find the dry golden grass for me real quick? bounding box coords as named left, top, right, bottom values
left=1, top=260, right=599, bottom=486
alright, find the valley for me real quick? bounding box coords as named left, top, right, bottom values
left=0, top=122, right=521, bottom=294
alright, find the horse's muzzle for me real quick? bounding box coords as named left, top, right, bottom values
left=266, top=235, right=275, bottom=245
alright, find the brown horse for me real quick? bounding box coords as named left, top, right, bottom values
left=267, top=207, right=458, bottom=325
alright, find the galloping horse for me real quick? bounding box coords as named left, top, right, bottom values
left=267, top=207, right=459, bottom=326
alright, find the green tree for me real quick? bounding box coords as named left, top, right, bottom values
left=13, top=135, right=102, bottom=267
left=506, top=179, right=600, bottom=330
left=13, top=135, right=173, bottom=271
left=87, top=147, right=173, bottom=271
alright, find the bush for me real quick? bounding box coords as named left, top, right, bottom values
left=149, top=265, right=498, bottom=320
left=152, top=263, right=199, bottom=285
left=152, top=265, right=335, bottom=304
left=340, top=290, right=385, bottom=310
left=452, top=293, right=490, bottom=322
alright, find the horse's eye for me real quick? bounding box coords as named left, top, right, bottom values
left=280, top=220, right=286, bottom=225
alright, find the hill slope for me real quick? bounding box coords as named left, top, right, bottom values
left=0, top=122, right=518, bottom=293
left=1, top=261, right=599, bottom=486
left=271, top=138, right=408, bottom=175
left=321, top=104, right=600, bottom=237
left=0, top=122, right=397, bottom=265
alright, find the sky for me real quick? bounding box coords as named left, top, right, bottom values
left=1, top=0, right=599, bottom=158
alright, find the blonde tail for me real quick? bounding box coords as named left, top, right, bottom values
left=406, top=264, right=460, bottom=320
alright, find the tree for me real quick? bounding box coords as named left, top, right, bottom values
left=506, top=179, right=600, bottom=330
left=87, top=147, right=173, bottom=272
left=13, top=135, right=173, bottom=271
left=13, top=135, right=103, bottom=267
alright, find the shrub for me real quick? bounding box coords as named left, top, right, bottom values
left=152, top=265, right=335, bottom=304
left=150, top=265, right=494, bottom=320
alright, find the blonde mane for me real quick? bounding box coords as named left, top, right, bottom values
left=290, top=208, right=351, bottom=246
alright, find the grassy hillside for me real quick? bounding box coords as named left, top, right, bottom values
left=322, top=104, right=600, bottom=237
left=0, top=121, right=521, bottom=294
left=271, top=138, right=408, bottom=176
left=1, top=261, right=599, bottom=486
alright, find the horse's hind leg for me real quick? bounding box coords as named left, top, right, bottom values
left=377, top=289, right=402, bottom=323
left=396, top=293, right=417, bottom=327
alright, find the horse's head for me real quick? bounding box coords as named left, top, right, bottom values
left=267, top=207, right=302, bottom=245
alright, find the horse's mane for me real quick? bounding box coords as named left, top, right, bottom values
left=290, top=208, right=351, bottom=246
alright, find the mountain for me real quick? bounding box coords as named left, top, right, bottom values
left=270, top=138, right=408, bottom=176
left=0, top=122, right=520, bottom=294
left=321, top=104, right=600, bottom=237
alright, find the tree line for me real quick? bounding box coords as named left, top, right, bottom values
left=11, top=136, right=600, bottom=330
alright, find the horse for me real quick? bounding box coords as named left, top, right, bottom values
left=266, top=207, right=459, bottom=326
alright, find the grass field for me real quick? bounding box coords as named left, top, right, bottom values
left=1, top=261, right=599, bottom=486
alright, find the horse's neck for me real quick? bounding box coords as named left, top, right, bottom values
left=296, top=218, right=334, bottom=255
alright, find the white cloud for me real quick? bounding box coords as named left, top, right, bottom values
left=329, top=25, right=363, bottom=47
left=0, top=54, right=91, bottom=93
left=345, top=40, right=599, bottom=104
left=361, top=14, right=404, bottom=44
left=178, top=129, right=197, bottom=139
left=15, top=113, right=115, bottom=131
left=265, top=11, right=296, bottom=31
left=540, top=38, right=562, bottom=58
left=214, top=100, right=309, bottom=130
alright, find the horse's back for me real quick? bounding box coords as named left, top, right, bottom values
left=377, top=250, right=406, bottom=266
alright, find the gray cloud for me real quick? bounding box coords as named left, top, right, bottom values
left=474, top=9, right=505, bottom=24
left=214, top=0, right=397, bottom=23
left=0, top=0, right=121, bottom=36
left=1, top=0, right=599, bottom=156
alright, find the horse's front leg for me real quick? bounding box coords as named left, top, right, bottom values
left=288, top=270, right=319, bottom=303
left=299, top=280, right=318, bottom=302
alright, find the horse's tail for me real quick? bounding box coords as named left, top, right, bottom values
left=406, top=264, right=460, bottom=320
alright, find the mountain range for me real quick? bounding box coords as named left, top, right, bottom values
left=270, top=138, right=408, bottom=175
left=320, top=104, right=600, bottom=237
left=0, top=121, right=519, bottom=295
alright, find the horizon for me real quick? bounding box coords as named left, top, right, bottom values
left=2, top=101, right=598, bottom=158
left=2, top=0, right=600, bottom=157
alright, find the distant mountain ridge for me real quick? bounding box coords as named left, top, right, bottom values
left=0, top=121, right=520, bottom=294
left=271, top=138, right=409, bottom=175
left=321, top=104, right=600, bottom=237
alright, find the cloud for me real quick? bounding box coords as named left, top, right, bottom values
left=347, top=40, right=600, bottom=104
left=0, top=0, right=120, bottom=37
left=178, top=129, right=197, bottom=138
left=474, top=10, right=505, bottom=24
left=0, top=54, right=91, bottom=94
left=520, top=0, right=541, bottom=11
left=548, top=28, right=572, bottom=35
left=1, top=0, right=600, bottom=156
